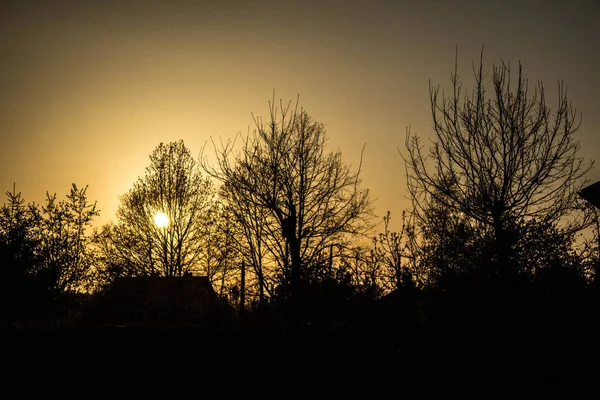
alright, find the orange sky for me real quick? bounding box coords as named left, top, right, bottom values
left=1, top=0, right=599, bottom=232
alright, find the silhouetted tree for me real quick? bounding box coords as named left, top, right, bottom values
left=219, top=173, right=275, bottom=307
left=511, top=218, right=589, bottom=288
left=31, top=184, right=99, bottom=295
left=204, top=202, right=242, bottom=299
left=101, top=140, right=216, bottom=279
left=403, top=49, right=593, bottom=284
left=1, top=184, right=99, bottom=323
left=203, top=95, right=373, bottom=306
left=371, top=211, right=421, bottom=294
left=417, top=194, right=495, bottom=290
left=0, top=185, right=41, bottom=322
left=414, top=188, right=594, bottom=348
left=338, top=245, right=381, bottom=297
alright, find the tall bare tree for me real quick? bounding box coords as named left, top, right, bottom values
left=202, top=96, right=373, bottom=302
left=403, top=50, right=594, bottom=281
left=102, top=140, right=216, bottom=279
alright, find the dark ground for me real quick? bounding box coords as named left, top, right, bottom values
left=3, top=323, right=597, bottom=387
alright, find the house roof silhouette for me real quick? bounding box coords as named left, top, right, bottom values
left=579, top=180, right=600, bottom=209
left=93, top=275, right=219, bottom=326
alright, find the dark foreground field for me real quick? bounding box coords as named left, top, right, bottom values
left=3, top=323, right=598, bottom=388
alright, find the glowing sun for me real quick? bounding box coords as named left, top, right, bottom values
left=154, top=212, right=169, bottom=228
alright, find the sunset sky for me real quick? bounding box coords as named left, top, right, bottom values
left=1, top=0, right=599, bottom=232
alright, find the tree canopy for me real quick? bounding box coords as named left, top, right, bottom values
left=403, top=50, right=594, bottom=282
left=101, top=140, right=216, bottom=279
left=203, top=96, right=374, bottom=302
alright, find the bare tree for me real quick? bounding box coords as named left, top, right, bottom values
left=203, top=201, right=242, bottom=299
left=202, top=95, right=374, bottom=302
left=371, top=211, right=421, bottom=294
left=220, top=179, right=274, bottom=305
left=403, top=49, right=594, bottom=280
left=103, top=140, right=216, bottom=279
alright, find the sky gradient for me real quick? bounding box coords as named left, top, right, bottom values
left=1, top=0, right=599, bottom=231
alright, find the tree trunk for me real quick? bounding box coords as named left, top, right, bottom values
left=492, top=210, right=514, bottom=287
left=258, top=270, right=265, bottom=304
left=493, top=213, right=509, bottom=284
left=240, top=260, right=246, bottom=316
left=282, top=204, right=301, bottom=323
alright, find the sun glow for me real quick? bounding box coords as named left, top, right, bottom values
left=154, top=212, right=169, bottom=228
